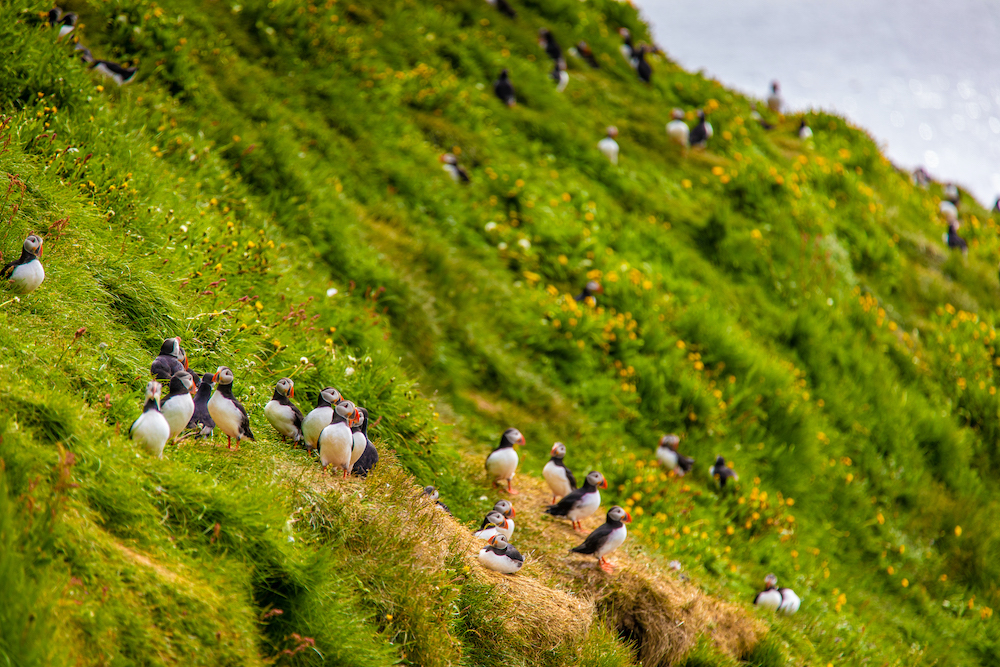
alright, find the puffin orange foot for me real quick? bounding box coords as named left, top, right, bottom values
left=599, top=558, right=615, bottom=573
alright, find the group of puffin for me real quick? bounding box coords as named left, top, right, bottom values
left=129, top=337, right=378, bottom=478
left=41, top=7, right=138, bottom=86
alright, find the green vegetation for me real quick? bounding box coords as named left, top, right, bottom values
left=2, top=0, right=1000, bottom=664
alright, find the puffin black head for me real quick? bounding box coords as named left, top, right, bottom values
left=275, top=377, right=294, bottom=398
left=671, top=108, right=685, bottom=120
left=159, top=337, right=182, bottom=358
left=585, top=471, right=608, bottom=489
left=659, top=434, right=680, bottom=451
left=499, top=68, right=509, bottom=81
left=538, top=28, right=551, bottom=42
left=439, top=153, right=458, bottom=165
left=606, top=126, right=618, bottom=139
left=771, top=81, right=780, bottom=94
left=500, top=428, right=525, bottom=448
left=335, top=400, right=360, bottom=427
left=487, top=533, right=510, bottom=549
left=714, top=455, right=726, bottom=467
left=145, top=380, right=163, bottom=409
left=550, top=442, right=567, bottom=458
left=317, top=386, right=343, bottom=407
left=607, top=505, right=631, bottom=524
left=199, top=371, right=214, bottom=389
left=764, top=573, right=778, bottom=589
left=484, top=510, right=509, bottom=530
left=169, top=370, right=197, bottom=396
left=22, top=234, right=43, bottom=259
left=48, top=7, right=62, bottom=25
left=422, top=486, right=440, bottom=501
left=586, top=280, right=603, bottom=295
left=213, top=366, right=235, bottom=386
left=698, top=110, right=707, bottom=122
left=618, top=27, right=631, bottom=41
left=493, top=499, right=515, bottom=518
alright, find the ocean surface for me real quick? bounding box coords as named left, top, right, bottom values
left=635, top=0, right=1000, bottom=206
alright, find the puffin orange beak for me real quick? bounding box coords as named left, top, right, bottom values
left=189, top=383, right=197, bottom=395
left=600, top=479, right=608, bottom=489
left=550, top=445, right=559, bottom=455
left=501, top=519, right=510, bottom=529
left=509, top=507, right=516, bottom=517
left=37, top=244, right=43, bottom=257
left=438, top=154, right=446, bottom=163
left=519, top=435, right=526, bottom=446
left=487, top=535, right=497, bottom=545
left=212, top=372, right=219, bottom=382
left=624, top=511, right=632, bottom=523
left=289, top=387, right=294, bottom=398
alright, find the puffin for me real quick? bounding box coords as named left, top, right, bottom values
left=635, top=46, right=652, bottom=84
left=264, top=377, right=304, bottom=443
left=350, top=406, right=379, bottom=477
left=421, top=486, right=451, bottom=514
left=710, top=455, right=738, bottom=487
left=618, top=28, right=638, bottom=68
left=574, top=41, right=600, bottom=69
left=656, top=434, right=694, bottom=476
left=597, top=126, right=620, bottom=165
left=129, top=381, right=170, bottom=459
left=150, top=337, right=186, bottom=380
left=689, top=111, right=713, bottom=149
left=574, top=280, right=603, bottom=305
left=92, top=60, right=138, bottom=86
left=767, top=81, right=783, bottom=113
left=478, top=534, right=524, bottom=574
left=187, top=371, right=215, bottom=437
left=476, top=500, right=515, bottom=539
left=472, top=510, right=511, bottom=541
left=301, top=386, right=343, bottom=451
left=485, top=427, right=525, bottom=494
left=318, top=400, right=360, bottom=476
left=798, top=119, right=813, bottom=140
left=440, top=153, right=470, bottom=183
left=666, top=109, right=690, bottom=147
left=55, top=11, right=77, bottom=38
left=485, top=0, right=516, bottom=19
left=207, top=366, right=255, bottom=449
left=494, top=69, right=516, bottom=108
left=754, top=574, right=783, bottom=611
left=551, top=61, right=569, bottom=93
left=778, top=584, right=801, bottom=615
left=571, top=505, right=631, bottom=572
left=538, top=28, right=563, bottom=64
left=946, top=221, right=968, bottom=255
left=75, top=43, right=95, bottom=64
left=943, top=183, right=960, bottom=204
left=750, top=103, right=774, bottom=130
left=160, top=370, right=197, bottom=442
left=939, top=199, right=959, bottom=222
left=2, top=234, right=44, bottom=294
left=543, top=442, right=577, bottom=503
left=47, top=7, right=63, bottom=25
left=545, top=470, right=607, bottom=531
left=912, top=167, right=932, bottom=188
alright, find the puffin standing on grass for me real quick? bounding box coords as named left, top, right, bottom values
left=666, top=109, right=690, bottom=147
left=421, top=486, right=451, bottom=514
left=946, top=221, right=968, bottom=255
left=2, top=235, right=44, bottom=294
left=92, top=60, right=139, bottom=86
left=478, top=534, right=524, bottom=574
left=318, top=400, right=360, bottom=477
left=301, top=387, right=343, bottom=451
left=635, top=46, right=652, bottom=83
left=597, top=126, right=620, bottom=165
left=618, top=28, right=637, bottom=68
left=55, top=11, right=77, bottom=38
left=208, top=366, right=255, bottom=449
left=551, top=61, right=569, bottom=93
left=689, top=111, right=713, bottom=149
left=575, top=280, right=603, bottom=305
left=767, top=81, right=783, bottom=113
left=543, top=442, right=577, bottom=503
left=350, top=406, right=379, bottom=477
left=545, top=470, right=606, bottom=531
left=710, top=455, right=738, bottom=487
left=798, top=119, right=813, bottom=140
left=574, top=41, right=600, bottom=68
left=494, top=69, right=516, bottom=107
left=440, top=153, right=470, bottom=183
left=473, top=510, right=512, bottom=540
left=476, top=500, right=515, bottom=539
left=187, top=371, right=215, bottom=437
left=778, top=583, right=801, bottom=615
left=656, top=434, right=694, bottom=476
left=754, top=574, right=783, bottom=611
left=571, top=505, right=631, bottom=572
left=150, top=337, right=186, bottom=380
left=129, top=381, right=170, bottom=458
left=264, top=378, right=304, bottom=444
left=160, top=370, right=197, bottom=442
left=485, top=428, right=525, bottom=494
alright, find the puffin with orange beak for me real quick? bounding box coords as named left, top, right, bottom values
left=150, top=337, right=186, bottom=380
left=478, top=534, right=524, bottom=574
left=476, top=499, right=515, bottom=539
left=544, top=470, right=607, bottom=531
left=485, top=428, right=524, bottom=494
left=571, top=505, right=631, bottom=572
left=264, top=378, right=304, bottom=444
left=2, top=234, right=44, bottom=294
left=160, top=370, right=198, bottom=442
left=543, top=442, right=577, bottom=503
left=129, top=381, right=170, bottom=459
left=439, top=153, right=470, bottom=183
left=207, top=366, right=255, bottom=449
left=472, top=510, right=511, bottom=541
left=318, top=400, right=360, bottom=477
left=349, top=406, right=379, bottom=477
left=301, top=387, right=343, bottom=452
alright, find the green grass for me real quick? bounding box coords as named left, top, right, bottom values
left=2, top=0, right=1000, bottom=665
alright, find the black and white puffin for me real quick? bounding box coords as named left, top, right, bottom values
left=485, top=427, right=524, bottom=494
left=75, top=43, right=95, bottom=64
left=944, top=182, right=960, bottom=204
left=478, top=534, right=524, bottom=574
left=571, top=505, right=631, bottom=572
left=318, top=400, right=360, bottom=476
left=597, top=126, right=619, bottom=165
left=538, top=28, right=563, bottom=64
left=574, top=280, right=603, bottom=305
left=55, top=11, right=76, bottom=38
left=440, top=153, right=470, bottom=183
left=635, top=46, right=652, bottom=83
left=493, top=69, right=516, bottom=108
left=754, top=573, right=782, bottom=611
left=92, top=60, right=138, bottom=86
left=476, top=500, right=515, bottom=539
left=473, top=510, right=511, bottom=541
left=160, top=370, right=197, bottom=442
left=545, top=470, right=606, bottom=531
left=710, top=455, right=738, bottom=487
left=150, top=337, right=186, bottom=380
left=187, top=371, right=215, bottom=437
left=485, top=0, right=516, bottom=19
left=264, top=378, right=304, bottom=443
left=946, top=220, right=968, bottom=255
left=421, top=486, right=451, bottom=514
left=350, top=406, right=379, bottom=477
left=666, top=108, right=690, bottom=147
left=543, top=442, right=577, bottom=503
left=207, top=366, right=255, bottom=449
left=574, top=41, right=600, bottom=69
left=2, top=234, right=44, bottom=294
left=47, top=7, right=63, bottom=26
left=618, top=28, right=637, bottom=68
left=798, top=119, right=813, bottom=140
left=550, top=61, right=569, bottom=93
left=656, top=434, right=694, bottom=476
left=301, top=386, right=343, bottom=450
left=129, top=381, right=170, bottom=458
left=913, top=167, right=932, bottom=188
left=689, top=111, right=713, bottom=149
left=767, top=81, right=783, bottom=113
left=778, top=583, right=801, bottom=615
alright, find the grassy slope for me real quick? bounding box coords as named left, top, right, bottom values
left=2, top=0, right=1000, bottom=664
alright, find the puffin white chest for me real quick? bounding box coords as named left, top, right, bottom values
left=265, top=401, right=299, bottom=439
left=478, top=547, right=522, bottom=574
left=302, top=406, right=333, bottom=448
left=319, top=422, right=353, bottom=471
left=595, top=524, right=627, bottom=559
left=568, top=490, right=601, bottom=522
left=443, top=164, right=462, bottom=182
left=486, top=447, right=518, bottom=481
left=543, top=461, right=573, bottom=498
left=656, top=447, right=679, bottom=471
left=208, top=391, right=243, bottom=439
left=350, top=432, right=368, bottom=467
left=161, top=394, right=195, bottom=440
left=778, top=589, right=801, bottom=615
left=667, top=120, right=690, bottom=146
left=130, top=411, right=170, bottom=458
left=597, top=138, right=619, bottom=165
left=755, top=589, right=782, bottom=611
left=474, top=519, right=514, bottom=541
left=10, top=260, right=44, bottom=293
